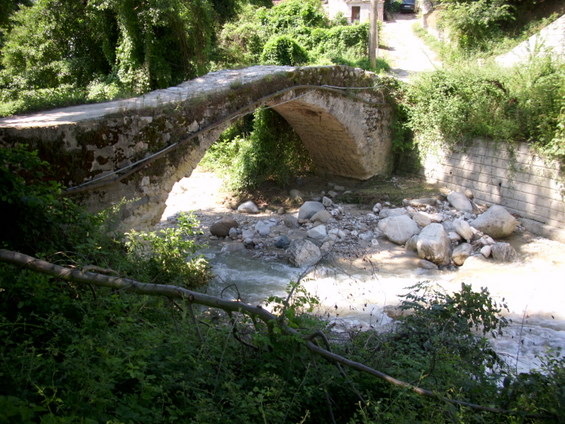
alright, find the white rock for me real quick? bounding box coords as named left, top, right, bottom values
left=310, top=209, right=332, bottom=224
left=329, top=228, right=347, bottom=239
left=453, top=218, right=474, bottom=242
left=322, top=196, right=334, bottom=207
left=447, top=191, right=473, bottom=213
left=298, top=201, right=325, bottom=221
left=228, top=227, right=239, bottom=239
left=448, top=231, right=462, bottom=243
left=320, top=240, right=335, bottom=254
left=287, top=239, right=322, bottom=267
left=471, top=205, right=518, bottom=238
left=416, top=223, right=452, bottom=266
left=283, top=215, right=299, bottom=228
left=255, top=220, right=276, bottom=236
left=412, top=211, right=432, bottom=227
left=307, top=225, right=328, bottom=242
left=480, top=245, right=492, bottom=258
left=379, top=207, right=408, bottom=219
left=418, top=259, right=439, bottom=270
left=237, top=200, right=259, bottom=214
left=405, top=235, right=419, bottom=252
left=378, top=215, right=420, bottom=245
left=491, top=242, right=518, bottom=262
left=372, top=202, right=382, bottom=213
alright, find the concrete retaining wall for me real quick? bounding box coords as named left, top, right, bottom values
left=421, top=139, right=565, bottom=241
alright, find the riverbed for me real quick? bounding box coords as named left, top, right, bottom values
left=160, top=169, right=565, bottom=374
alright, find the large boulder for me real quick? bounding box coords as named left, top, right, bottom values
left=378, top=215, right=420, bottom=245
left=210, top=218, right=239, bottom=237
left=447, top=191, right=473, bottom=213
left=310, top=209, right=332, bottom=224
left=416, top=223, right=451, bottom=266
left=287, top=239, right=322, bottom=267
left=298, top=201, right=325, bottom=221
left=471, top=205, right=518, bottom=238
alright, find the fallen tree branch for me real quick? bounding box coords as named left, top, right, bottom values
left=0, top=248, right=539, bottom=417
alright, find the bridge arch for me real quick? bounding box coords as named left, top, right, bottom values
left=0, top=65, right=394, bottom=228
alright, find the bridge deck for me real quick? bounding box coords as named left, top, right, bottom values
left=0, top=66, right=296, bottom=128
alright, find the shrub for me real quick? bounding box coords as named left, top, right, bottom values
left=405, top=58, right=565, bottom=162
left=217, top=0, right=379, bottom=71
left=260, top=35, right=309, bottom=66
left=205, top=108, right=314, bottom=191
left=125, top=213, right=211, bottom=287
left=441, top=0, right=516, bottom=52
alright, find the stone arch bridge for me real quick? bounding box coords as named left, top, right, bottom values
left=0, top=65, right=394, bottom=228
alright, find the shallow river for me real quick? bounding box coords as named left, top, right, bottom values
left=162, top=170, right=565, bottom=374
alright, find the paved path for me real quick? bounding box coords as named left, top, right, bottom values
left=380, top=13, right=441, bottom=80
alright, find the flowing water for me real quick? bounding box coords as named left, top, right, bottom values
left=162, top=169, right=565, bottom=374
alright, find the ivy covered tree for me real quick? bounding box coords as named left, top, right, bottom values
left=0, top=0, right=223, bottom=99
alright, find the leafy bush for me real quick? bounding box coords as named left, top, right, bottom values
left=125, top=213, right=211, bottom=287
left=0, top=145, right=96, bottom=256
left=260, top=35, right=309, bottom=66
left=202, top=108, right=314, bottom=191
left=405, top=58, right=565, bottom=162
left=441, top=0, right=516, bottom=52
left=217, top=0, right=376, bottom=70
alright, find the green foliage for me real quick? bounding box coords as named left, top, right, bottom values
left=260, top=35, right=309, bottom=66
left=267, top=281, right=320, bottom=329
left=125, top=213, right=211, bottom=287
left=0, top=0, right=109, bottom=89
left=0, top=145, right=96, bottom=256
left=203, top=108, right=314, bottom=191
left=217, top=0, right=375, bottom=70
left=0, top=0, right=218, bottom=115
left=399, top=282, right=509, bottom=337
left=1, top=243, right=564, bottom=423
left=501, top=351, right=565, bottom=420
left=405, top=58, right=565, bottom=162
left=441, top=0, right=516, bottom=52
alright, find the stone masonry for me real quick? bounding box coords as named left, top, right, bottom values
left=0, top=65, right=394, bottom=229
left=421, top=139, right=565, bottom=241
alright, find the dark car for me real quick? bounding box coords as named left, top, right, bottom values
left=400, top=0, right=417, bottom=13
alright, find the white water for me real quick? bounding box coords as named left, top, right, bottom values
left=205, top=247, right=565, bottom=374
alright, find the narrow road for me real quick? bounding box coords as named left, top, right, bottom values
left=380, top=13, right=441, bottom=80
